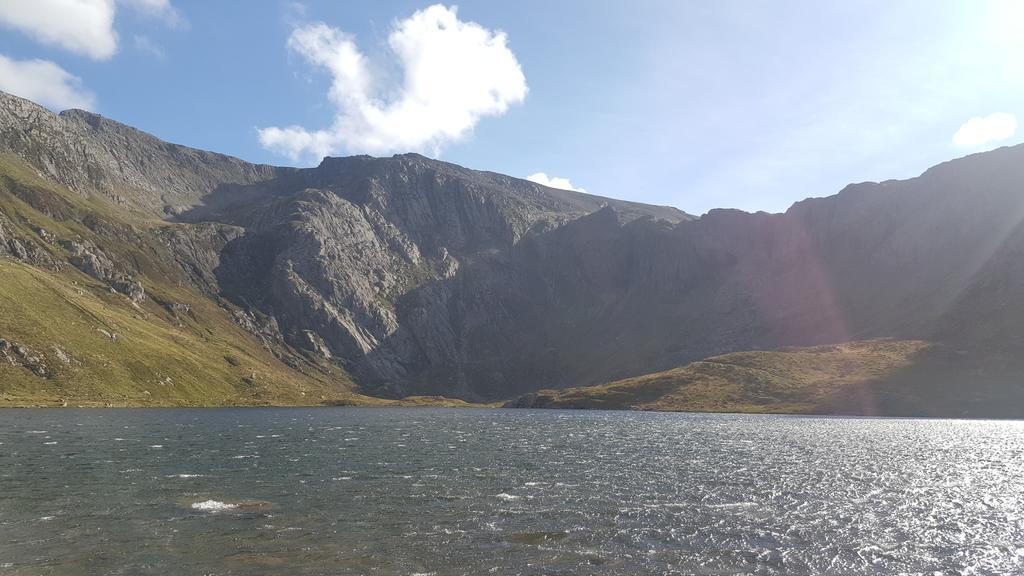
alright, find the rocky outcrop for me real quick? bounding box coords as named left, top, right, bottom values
left=154, top=222, right=243, bottom=292
left=229, top=308, right=287, bottom=353
left=0, top=338, right=49, bottom=377
left=0, top=214, right=57, bottom=268
left=60, top=239, right=145, bottom=302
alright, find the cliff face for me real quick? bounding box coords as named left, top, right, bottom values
left=178, top=142, right=1024, bottom=401
left=177, top=154, right=690, bottom=398
left=2, top=89, right=1024, bottom=407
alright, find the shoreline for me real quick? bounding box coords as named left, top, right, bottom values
left=1, top=400, right=1018, bottom=421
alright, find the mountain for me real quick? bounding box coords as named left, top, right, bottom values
left=1, top=90, right=1023, bottom=415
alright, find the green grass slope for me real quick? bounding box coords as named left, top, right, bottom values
left=0, top=154, right=484, bottom=408
left=0, top=258, right=363, bottom=407
left=509, top=340, right=933, bottom=414
left=0, top=154, right=378, bottom=407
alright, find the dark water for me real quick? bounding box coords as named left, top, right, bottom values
left=0, top=409, right=1022, bottom=575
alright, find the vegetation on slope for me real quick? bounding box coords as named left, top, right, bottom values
left=508, top=340, right=933, bottom=414
left=0, top=154, right=484, bottom=408
left=0, top=154, right=364, bottom=407
left=0, top=259, right=357, bottom=406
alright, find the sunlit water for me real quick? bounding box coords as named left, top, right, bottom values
left=1, top=408, right=1022, bottom=575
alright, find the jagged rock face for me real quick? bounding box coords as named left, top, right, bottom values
left=224, top=147, right=1024, bottom=399
left=0, top=338, right=53, bottom=378
left=154, top=223, right=244, bottom=292
left=0, top=216, right=57, bottom=269
left=194, top=155, right=688, bottom=398
left=181, top=144, right=1024, bottom=401
left=61, top=240, right=146, bottom=302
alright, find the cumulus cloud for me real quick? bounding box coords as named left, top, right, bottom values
left=952, top=113, right=1018, bottom=147
left=526, top=172, right=586, bottom=193
left=0, top=54, right=95, bottom=110
left=0, top=0, right=118, bottom=60
left=259, top=4, right=528, bottom=161
left=0, top=0, right=183, bottom=60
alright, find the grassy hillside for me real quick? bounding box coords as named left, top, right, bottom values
left=0, top=154, right=369, bottom=407
left=509, top=340, right=934, bottom=414
left=0, top=259, right=360, bottom=407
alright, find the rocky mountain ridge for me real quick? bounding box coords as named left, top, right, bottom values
left=2, top=90, right=1023, bottom=413
left=0, top=92, right=280, bottom=215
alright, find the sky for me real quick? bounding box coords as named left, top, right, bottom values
left=0, top=0, right=1021, bottom=215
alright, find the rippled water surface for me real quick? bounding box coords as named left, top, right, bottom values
left=1, top=408, right=1023, bottom=575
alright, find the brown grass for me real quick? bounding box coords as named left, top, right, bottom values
left=519, top=339, right=932, bottom=414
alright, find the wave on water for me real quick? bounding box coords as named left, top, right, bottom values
left=6, top=408, right=1024, bottom=574
left=191, top=500, right=237, bottom=512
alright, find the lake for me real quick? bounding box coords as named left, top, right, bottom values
left=0, top=408, right=1022, bottom=575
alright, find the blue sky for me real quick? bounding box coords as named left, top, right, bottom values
left=1, top=1, right=1021, bottom=214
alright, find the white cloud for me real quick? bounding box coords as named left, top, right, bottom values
left=0, top=0, right=118, bottom=60
left=119, top=0, right=185, bottom=28
left=259, top=4, right=528, bottom=161
left=0, top=0, right=184, bottom=60
left=283, top=2, right=307, bottom=21
left=526, top=172, right=586, bottom=193
left=952, top=112, right=1018, bottom=147
left=133, top=34, right=165, bottom=59
left=0, top=54, right=95, bottom=110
